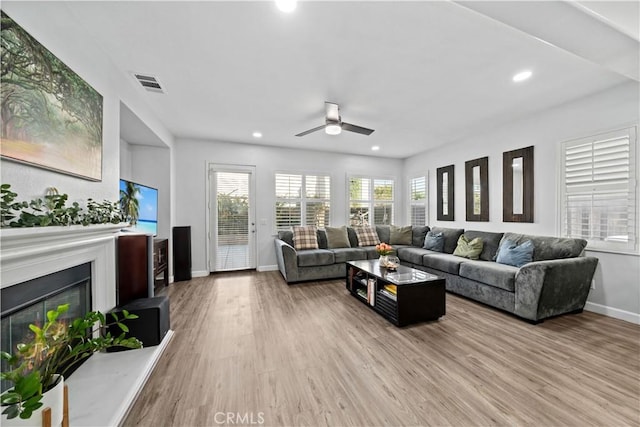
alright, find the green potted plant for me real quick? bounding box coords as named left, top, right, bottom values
left=1, top=304, right=142, bottom=424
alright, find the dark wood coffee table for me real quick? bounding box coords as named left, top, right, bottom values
left=346, top=260, right=445, bottom=326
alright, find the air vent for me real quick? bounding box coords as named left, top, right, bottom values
left=132, top=72, right=165, bottom=93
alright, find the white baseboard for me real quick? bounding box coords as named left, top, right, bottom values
left=584, top=302, right=640, bottom=325
left=257, top=265, right=279, bottom=272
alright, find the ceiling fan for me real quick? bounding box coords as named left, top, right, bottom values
left=295, top=102, right=375, bottom=137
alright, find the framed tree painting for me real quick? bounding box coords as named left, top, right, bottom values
left=0, top=11, right=103, bottom=181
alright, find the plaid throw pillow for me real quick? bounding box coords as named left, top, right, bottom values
left=292, top=226, right=319, bottom=250
left=353, top=226, right=380, bottom=247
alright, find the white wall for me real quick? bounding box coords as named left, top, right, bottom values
left=129, top=145, right=171, bottom=240
left=404, top=81, right=640, bottom=321
left=119, top=139, right=133, bottom=181
left=1, top=3, right=173, bottom=205
left=174, top=140, right=405, bottom=275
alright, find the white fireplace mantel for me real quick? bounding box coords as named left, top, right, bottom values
left=1, top=223, right=125, bottom=313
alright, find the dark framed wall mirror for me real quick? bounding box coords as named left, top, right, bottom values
left=503, top=146, right=534, bottom=222
left=465, top=157, right=489, bottom=222
left=436, top=165, right=454, bottom=221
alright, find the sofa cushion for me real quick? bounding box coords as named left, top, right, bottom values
left=453, top=235, right=484, bottom=260
left=397, top=247, right=432, bottom=265
left=292, top=226, right=319, bottom=250
left=459, top=261, right=518, bottom=292
left=501, top=233, right=587, bottom=261
left=423, top=253, right=465, bottom=274
left=423, top=231, right=445, bottom=252
left=347, top=227, right=359, bottom=248
left=325, top=226, right=351, bottom=249
left=375, top=225, right=391, bottom=244
left=496, top=239, right=534, bottom=267
left=277, top=230, right=294, bottom=247
left=430, top=227, right=464, bottom=254
left=297, top=249, right=335, bottom=267
left=390, top=225, right=413, bottom=245
left=317, top=229, right=328, bottom=249
left=353, top=226, right=381, bottom=246
left=331, top=247, right=368, bottom=263
left=464, top=230, right=504, bottom=261
left=412, top=226, right=430, bottom=247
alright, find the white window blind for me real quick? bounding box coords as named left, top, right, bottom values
left=560, top=127, right=637, bottom=253
left=349, top=176, right=394, bottom=226
left=275, top=173, right=330, bottom=231
left=410, top=176, right=427, bottom=226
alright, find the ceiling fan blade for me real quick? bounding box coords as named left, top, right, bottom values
left=295, top=124, right=326, bottom=137
left=342, top=122, right=375, bottom=135
left=325, top=102, right=340, bottom=122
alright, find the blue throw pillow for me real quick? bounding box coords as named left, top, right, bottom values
left=423, top=231, right=445, bottom=252
left=496, top=239, right=534, bottom=267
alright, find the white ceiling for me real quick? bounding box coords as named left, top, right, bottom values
left=59, top=1, right=639, bottom=158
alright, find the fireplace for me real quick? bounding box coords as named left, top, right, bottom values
left=0, top=224, right=171, bottom=426
left=1, top=263, right=92, bottom=391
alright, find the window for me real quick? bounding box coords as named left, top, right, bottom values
left=560, top=127, right=637, bottom=253
left=409, top=176, right=427, bottom=226
left=349, top=176, right=394, bottom=226
left=275, top=173, right=330, bottom=231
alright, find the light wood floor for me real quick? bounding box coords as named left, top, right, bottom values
left=124, top=271, right=640, bottom=427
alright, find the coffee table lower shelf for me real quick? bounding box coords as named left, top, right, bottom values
left=346, top=260, right=446, bottom=327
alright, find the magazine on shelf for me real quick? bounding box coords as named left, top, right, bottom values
left=379, top=289, right=397, bottom=301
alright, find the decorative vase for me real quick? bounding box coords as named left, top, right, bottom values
left=1, top=375, right=65, bottom=427
left=379, top=255, right=389, bottom=267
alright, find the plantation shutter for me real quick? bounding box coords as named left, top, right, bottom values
left=275, top=174, right=302, bottom=231
left=349, top=177, right=396, bottom=226
left=373, top=179, right=394, bottom=225
left=410, top=176, right=427, bottom=226
left=561, top=127, right=637, bottom=252
left=305, top=175, right=331, bottom=227
left=275, top=173, right=331, bottom=231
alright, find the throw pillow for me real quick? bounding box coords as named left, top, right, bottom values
left=389, top=225, right=413, bottom=245
left=353, top=226, right=381, bottom=247
left=325, top=226, right=351, bottom=249
left=496, top=239, right=534, bottom=267
left=423, top=231, right=445, bottom=252
left=292, top=225, right=319, bottom=250
left=453, top=235, right=484, bottom=260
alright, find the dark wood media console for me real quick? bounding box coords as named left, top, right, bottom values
left=117, top=234, right=169, bottom=305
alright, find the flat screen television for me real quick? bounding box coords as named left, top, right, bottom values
left=119, top=179, right=158, bottom=236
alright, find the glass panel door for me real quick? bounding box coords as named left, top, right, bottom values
left=209, top=166, right=256, bottom=271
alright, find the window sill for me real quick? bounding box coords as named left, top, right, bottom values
left=584, top=247, right=640, bottom=257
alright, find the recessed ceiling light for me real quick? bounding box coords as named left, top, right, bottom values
left=513, top=70, right=533, bottom=82
left=252, top=131, right=262, bottom=138
left=371, top=146, right=380, bottom=151
left=275, top=0, right=297, bottom=13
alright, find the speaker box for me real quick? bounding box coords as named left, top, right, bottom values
left=107, top=296, right=170, bottom=352
left=173, top=226, right=192, bottom=282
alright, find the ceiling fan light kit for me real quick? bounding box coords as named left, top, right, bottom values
left=296, top=102, right=375, bottom=137
left=325, top=122, right=342, bottom=135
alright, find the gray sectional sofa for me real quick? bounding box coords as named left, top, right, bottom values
left=274, top=225, right=598, bottom=322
